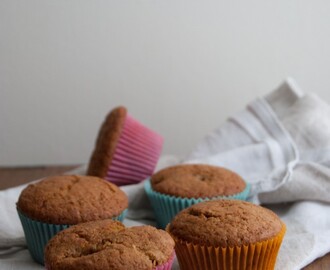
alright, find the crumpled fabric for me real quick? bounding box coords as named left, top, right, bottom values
left=184, top=78, right=330, bottom=269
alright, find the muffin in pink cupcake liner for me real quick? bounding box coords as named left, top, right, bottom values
left=106, top=114, right=163, bottom=184
left=44, top=220, right=175, bottom=270
left=88, top=106, right=163, bottom=186
left=154, top=251, right=175, bottom=270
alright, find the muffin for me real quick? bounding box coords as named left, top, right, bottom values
left=144, top=164, right=250, bottom=228
left=87, top=106, right=163, bottom=186
left=45, top=219, right=175, bottom=270
left=17, top=175, right=128, bottom=265
left=167, top=200, right=286, bottom=270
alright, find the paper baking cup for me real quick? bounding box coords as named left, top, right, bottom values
left=17, top=209, right=127, bottom=265
left=169, top=224, right=286, bottom=270
left=154, top=251, right=175, bottom=270
left=17, top=210, right=69, bottom=265
left=144, top=179, right=250, bottom=229
left=106, top=114, right=163, bottom=186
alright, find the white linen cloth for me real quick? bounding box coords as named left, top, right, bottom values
left=184, top=78, right=330, bottom=269
left=0, top=78, right=330, bottom=269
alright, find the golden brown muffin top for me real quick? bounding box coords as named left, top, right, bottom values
left=87, top=106, right=127, bottom=178
left=168, top=200, right=284, bottom=247
left=151, top=164, right=246, bottom=198
left=45, top=220, right=175, bottom=270
left=17, top=175, right=128, bottom=224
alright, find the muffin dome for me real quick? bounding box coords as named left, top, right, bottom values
left=45, top=220, right=175, bottom=270
left=151, top=164, right=247, bottom=198
left=17, top=175, right=128, bottom=224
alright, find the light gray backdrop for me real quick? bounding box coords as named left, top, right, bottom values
left=1, top=0, right=330, bottom=165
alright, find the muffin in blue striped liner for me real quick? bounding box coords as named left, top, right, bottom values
left=145, top=164, right=250, bottom=229
left=16, top=175, right=128, bottom=265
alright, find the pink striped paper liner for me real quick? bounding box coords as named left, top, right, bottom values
left=154, top=252, right=175, bottom=270
left=105, top=114, right=163, bottom=186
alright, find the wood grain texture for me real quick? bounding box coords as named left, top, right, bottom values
left=0, top=165, right=79, bottom=190
left=303, top=254, right=330, bottom=270
left=0, top=165, right=329, bottom=269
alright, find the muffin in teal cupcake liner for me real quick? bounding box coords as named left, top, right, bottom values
left=144, top=179, right=250, bottom=229
left=17, top=209, right=127, bottom=265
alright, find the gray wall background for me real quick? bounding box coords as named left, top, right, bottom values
left=1, top=0, right=330, bottom=165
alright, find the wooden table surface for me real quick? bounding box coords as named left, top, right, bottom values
left=0, top=165, right=329, bottom=269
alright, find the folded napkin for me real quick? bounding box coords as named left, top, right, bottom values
left=184, top=78, right=330, bottom=269
left=0, top=78, right=329, bottom=270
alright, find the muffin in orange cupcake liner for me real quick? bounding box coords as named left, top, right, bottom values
left=167, top=224, right=286, bottom=270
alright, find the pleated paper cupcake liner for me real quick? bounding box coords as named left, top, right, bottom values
left=154, top=251, right=176, bottom=270
left=144, top=179, right=250, bottom=229
left=112, top=209, right=127, bottom=222
left=17, top=209, right=127, bottom=265
left=106, top=114, right=163, bottom=186
left=169, top=224, right=286, bottom=270
left=17, top=210, right=69, bottom=265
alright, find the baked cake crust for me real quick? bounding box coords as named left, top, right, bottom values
left=151, top=164, right=246, bottom=198
left=45, top=220, right=175, bottom=270
left=17, top=175, right=128, bottom=224
left=168, top=200, right=284, bottom=247
left=87, top=106, right=127, bottom=178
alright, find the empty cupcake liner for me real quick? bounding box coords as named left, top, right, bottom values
left=106, top=114, right=163, bottom=186
left=169, top=224, right=286, bottom=270
left=144, top=179, right=250, bottom=229
left=17, top=209, right=127, bottom=265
